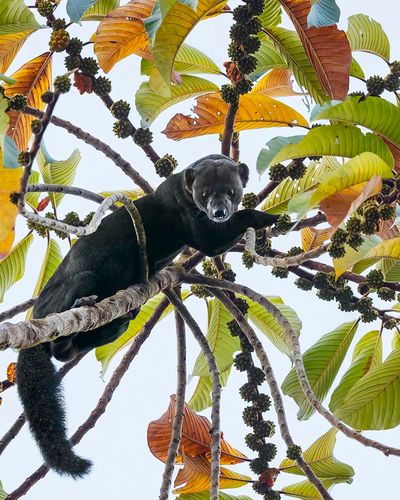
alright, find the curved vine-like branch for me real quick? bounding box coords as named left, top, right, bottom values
left=27, top=184, right=111, bottom=208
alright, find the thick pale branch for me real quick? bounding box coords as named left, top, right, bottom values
left=27, top=184, right=111, bottom=208
left=164, top=290, right=221, bottom=500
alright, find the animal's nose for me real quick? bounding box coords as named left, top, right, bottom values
left=213, top=208, right=227, bottom=219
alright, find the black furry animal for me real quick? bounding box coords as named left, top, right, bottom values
left=16, top=154, right=278, bottom=478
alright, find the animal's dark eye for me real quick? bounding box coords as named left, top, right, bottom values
left=227, top=188, right=235, bottom=196
left=201, top=192, right=208, bottom=199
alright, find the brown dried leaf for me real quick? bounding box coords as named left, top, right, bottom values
left=73, top=72, right=93, bottom=94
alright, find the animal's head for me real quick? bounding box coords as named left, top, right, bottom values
left=184, top=154, right=249, bottom=222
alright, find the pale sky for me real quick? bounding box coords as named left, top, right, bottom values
left=2, top=1, right=400, bottom=499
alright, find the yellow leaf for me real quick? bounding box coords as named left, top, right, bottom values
left=252, top=68, right=301, bottom=97
left=4, top=52, right=52, bottom=150
left=0, top=159, right=21, bottom=258
left=94, top=0, right=156, bottom=73
left=363, top=238, right=400, bottom=261
left=301, top=226, right=332, bottom=251
left=0, top=31, right=33, bottom=74
left=163, top=92, right=308, bottom=140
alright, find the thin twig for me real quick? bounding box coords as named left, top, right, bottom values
left=23, top=107, right=154, bottom=194
left=159, top=302, right=187, bottom=500
left=164, top=290, right=221, bottom=500
left=221, top=102, right=239, bottom=157
left=0, top=299, right=37, bottom=323
left=211, top=290, right=333, bottom=500
left=185, top=274, right=400, bottom=458
left=6, top=301, right=168, bottom=500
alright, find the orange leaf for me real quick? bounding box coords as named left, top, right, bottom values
left=0, top=31, right=33, bottom=75
left=173, top=453, right=250, bottom=494
left=379, top=218, right=398, bottom=241
left=147, top=395, right=246, bottom=465
left=0, top=162, right=22, bottom=258
left=37, top=196, right=50, bottom=212
left=7, top=362, right=16, bottom=384
left=252, top=68, right=302, bottom=97
left=320, top=176, right=382, bottom=229
left=301, top=226, right=332, bottom=251
left=280, top=0, right=351, bottom=99
left=163, top=92, right=308, bottom=140
left=94, top=0, right=156, bottom=73
left=4, top=52, right=52, bottom=151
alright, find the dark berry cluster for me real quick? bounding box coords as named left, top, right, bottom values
left=133, top=127, right=153, bottom=146
left=363, top=60, right=400, bottom=97
left=255, top=230, right=272, bottom=257
left=28, top=211, right=85, bottom=239
left=154, top=154, right=177, bottom=177
left=242, top=192, right=259, bottom=209
left=303, top=271, right=357, bottom=312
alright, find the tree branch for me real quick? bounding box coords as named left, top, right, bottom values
left=159, top=302, right=187, bottom=500
left=23, top=107, right=154, bottom=194
left=27, top=184, right=113, bottom=209
left=221, top=102, right=239, bottom=157
left=0, top=299, right=37, bottom=323
left=164, top=290, right=221, bottom=500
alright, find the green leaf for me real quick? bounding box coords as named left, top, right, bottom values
left=0, top=72, right=16, bottom=85
left=281, top=479, right=343, bottom=499
left=0, top=0, right=41, bottom=35
left=251, top=36, right=286, bottom=80
left=25, top=170, right=40, bottom=209
left=307, top=0, right=340, bottom=29
left=265, top=27, right=328, bottom=104
left=257, top=135, right=305, bottom=175
left=288, top=152, right=393, bottom=218
left=96, top=291, right=191, bottom=374
left=329, top=330, right=382, bottom=412
left=136, top=74, right=218, bottom=125
left=67, top=0, right=97, bottom=23
left=152, top=0, right=225, bottom=87
left=177, top=492, right=253, bottom=500
left=347, top=14, right=390, bottom=62
left=378, top=257, right=400, bottom=282
left=99, top=189, right=143, bottom=202
left=37, top=143, right=81, bottom=208
left=282, top=321, right=359, bottom=420
left=280, top=428, right=354, bottom=480
left=0, top=92, right=9, bottom=151
left=315, top=96, right=400, bottom=149
left=141, top=43, right=221, bottom=76
left=82, top=0, right=120, bottom=20
left=261, top=159, right=337, bottom=215
left=263, top=124, right=394, bottom=170
left=246, top=295, right=302, bottom=358
left=0, top=233, right=33, bottom=302
left=0, top=481, right=7, bottom=500
left=260, top=0, right=281, bottom=28
left=349, top=57, right=365, bottom=80
left=188, top=366, right=231, bottom=411
left=334, top=348, right=400, bottom=429
left=334, top=235, right=381, bottom=277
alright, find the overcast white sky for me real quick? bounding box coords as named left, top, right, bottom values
left=2, top=1, right=400, bottom=499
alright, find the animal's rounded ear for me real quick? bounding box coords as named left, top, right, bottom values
left=238, top=162, right=249, bottom=187
left=184, top=167, right=196, bottom=192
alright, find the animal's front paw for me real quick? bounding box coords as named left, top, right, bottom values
left=72, top=295, right=98, bottom=308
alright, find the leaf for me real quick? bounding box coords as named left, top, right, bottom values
left=177, top=493, right=252, bottom=500
left=282, top=321, right=359, bottom=420
left=349, top=57, right=365, bottom=80
left=280, top=428, right=354, bottom=480
left=152, top=0, right=226, bottom=86
left=335, top=348, right=400, bottom=429
left=260, top=0, right=282, bottom=28
left=301, top=226, right=332, bottom=251
left=174, top=454, right=250, bottom=494
left=192, top=299, right=239, bottom=377
left=257, top=135, right=305, bottom=175
left=25, top=170, right=40, bottom=209
left=315, top=96, right=400, bottom=150
left=329, top=330, right=382, bottom=413
left=0, top=30, right=32, bottom=74
left=333, top=235, right=381, bottom=277
left=96, top=292, right=189, bottom=374
left=0, top=161, right=21, bottom=257
left=0, top=481, right=7, bottom=500
left=141, top=43, right=221, bottom=76
left=37, top=143, right=81, bottom=208
left=163, top=92, right=308, bottom=140
left=136, top=75, right=218, bottom=125
left=261, top=159, right=336, bottom=215
left=266, top=27, right=327, bottom=103
left=0, top=233, right=33, bottom=302
left=94, top=0, right=156, bottom=73
left=281, top=479, right=341, bottom=499
left=379, top=257, right=400, bottom=282
left=26, top=238, right=62, bottom=319
left=252, top=68, right=301, bottom=97
left=252, top=35, right=286, bottom=80
left=99, top=189, right=144, bottom=202
left=280, top=0, right=351, bottom=99
left=82, top=0, right=120, bottom=20
left=288, top=153, right=393, bottom=219
left=67, top=0, right=98, bottom=23
left=266, top=124, right=394, bottom=169
left=148, top=395, right=247, bottom=466
left=307, top=0, right=340, bottom=28
left=0, top=0, right=41, bottom=35
left=347, top=14, right=390, bottom=62
left=246, top=295, right=302, bottom=358
left=4, top=52, right=52, bottom=150
left=188, top=366, right=231, bottom=412
left=362, top=237, right=400, bottom=261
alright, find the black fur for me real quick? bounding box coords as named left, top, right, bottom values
left=16, top=154, right=278, bottom=477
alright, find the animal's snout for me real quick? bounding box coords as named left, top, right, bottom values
left=213, top=208, right=228, bottom=219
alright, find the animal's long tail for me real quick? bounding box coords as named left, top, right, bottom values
left=17, top=345, right=92, bottom=478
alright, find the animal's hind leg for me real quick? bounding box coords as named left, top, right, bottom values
left=72, top=308, right=140, bottom=353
